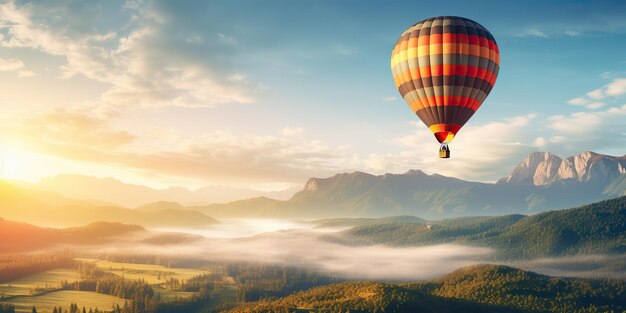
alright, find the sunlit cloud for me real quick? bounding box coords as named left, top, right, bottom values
left=0, top=0, right=257, bottom=109
left=359, top=114, right=537, bottom=182
left=0, top=56, right=35, bottom=77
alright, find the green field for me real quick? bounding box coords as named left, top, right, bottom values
left=2, top=290, right=126, bottom=313
left=0, top=259, right=228, bottom=311
left=75, top=258, right=211, bottom=284
left=0, top=268, right=77, bottom=297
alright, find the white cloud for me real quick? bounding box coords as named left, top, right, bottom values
left=568, top=77, right=626, bottom=110
left=548, top=112, right=602, bottom=134
left=0, top=1, right=257, bottom=109
left=520, top=28, right=548, bottom=38
left=281, top=127, right=305, bottom=136
left=586, top=88, right=605, bottom=100
left=532, top=137, right=547, bottom=148
left=567, top=97, right=587, bottom=106
left=361, top=114, right=538, bottom=182
left=605, top=78, right=626, bottom=97
left=0, top=56, right=35, bottom=77
left=0, top=57, right=24, bottom=71
left=568, top=97, right=606, bottom=109
left=585, top=102, right=605, bottom=109
left=382, top=96, right=397, bottom=102
left=545, top=105, right=626, bottom=150
left=17, top=69, right=35, bottom=77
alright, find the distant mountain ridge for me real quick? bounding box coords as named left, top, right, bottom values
left=32, top=174, right=298, bottom=207
left=4, top=151, right=625, bottom=220
left=0, top=180, right=220, bottom=228
left=195, top=151, right=626, bottom=219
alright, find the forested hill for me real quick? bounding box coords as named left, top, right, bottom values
left=326, top=195, right=626, bottom=259
left=227, top=264, right=626, bottom=313
left=0, top=218, right=202, bottom=253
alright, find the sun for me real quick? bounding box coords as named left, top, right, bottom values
left=0, top=148, right=20, bottom=179
left=1, top=146, right=28, bottom=180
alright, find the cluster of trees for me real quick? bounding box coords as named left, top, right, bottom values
left=0, top=304, right=15, bottom=313
left=0, top=253, right=74, bottom=282
left=33, top=302, right=153, bottom=313
left=226, top=262, right=340, bottom=302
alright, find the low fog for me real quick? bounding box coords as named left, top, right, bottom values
left=51, top=219, right=624, bottom=280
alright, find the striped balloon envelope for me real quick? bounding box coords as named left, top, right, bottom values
left=391, top=16, right=500, bottom=158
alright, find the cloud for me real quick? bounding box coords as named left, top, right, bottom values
left=0, top=57, right=35, bottom=77
left=567, top=77, right=626, bottom=109
left=519, top=28, right=549, bottom=38
left=359, top=114, right=537, bottom=182
left=382, top=96, right=397, bottom=102
left=605, top=78, right=626, bottom=97
left=586, top=89, right=605, bottom=100
left=532, top=137, right=547, bottom=148
left=567, top=97, right=605, bottom=110
left=1, top=108, right=135, bottom=150
left=0, top=1, right=257, bottom=109
left=281, top=127, right=305, bottom=136
left=0, top=57, right=24, bottom=71
left=544, top=104, right=626, bottom=151
left=78, top=224, right=493, bottom=280
left=1, top=109, right=348, bottom=185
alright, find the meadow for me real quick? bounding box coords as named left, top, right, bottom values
left=0, top=268, right=77, bottom=298
left=0, top=258, right=214, bottom=312
left=74, top=258, right=212, bottom=284
left=6, top=291, right=125, bottom=313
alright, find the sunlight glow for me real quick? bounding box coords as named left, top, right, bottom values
left=0, top=145, right=54, bottom=182
left=1, top=146, right=25, bottom=180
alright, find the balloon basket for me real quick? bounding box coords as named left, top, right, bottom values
left=439, top=144, right=450, bottom=159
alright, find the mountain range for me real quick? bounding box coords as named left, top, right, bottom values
left=193, top=151, right=626, bottom=219
left=2, top=151, right=625, bottom=222
left=0, top=180, right=220, bottom=228
left=26, top=174, right=298, bottom=207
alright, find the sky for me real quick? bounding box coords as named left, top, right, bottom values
left=0, top=0, right=625, bottom=191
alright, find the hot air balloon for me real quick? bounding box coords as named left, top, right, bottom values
left=391, top=16, right=500, bottom=158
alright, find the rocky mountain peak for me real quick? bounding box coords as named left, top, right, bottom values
left=304, top=178, right=320, bottom=192
left=499, top=151, right=626, bottom=186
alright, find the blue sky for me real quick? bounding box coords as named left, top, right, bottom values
left=0, top=0, right=625, bottom=190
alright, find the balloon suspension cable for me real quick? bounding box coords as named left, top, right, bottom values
left=439, top=143, right=450, bottom=159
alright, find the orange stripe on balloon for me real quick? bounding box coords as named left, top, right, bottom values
left=428, top=123, right=462, bottom=134
left=409, top=96, right=482, bottom=110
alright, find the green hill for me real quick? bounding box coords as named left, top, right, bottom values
left=327, top=196, right=626, bottom=259
left=227, top=264, right=626, bottom=313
